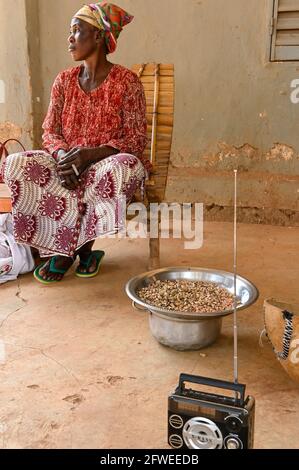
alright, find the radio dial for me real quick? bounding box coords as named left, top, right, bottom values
left=225, top=415, right=243, bottom=433
left=224, top=435, right=243, bottom=449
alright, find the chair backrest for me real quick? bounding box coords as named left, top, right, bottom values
left=131, top=63, right=175, bottom=203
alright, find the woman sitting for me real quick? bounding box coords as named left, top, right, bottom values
left=3, top=1, right=151, bottom=285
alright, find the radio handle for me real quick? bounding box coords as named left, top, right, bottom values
left=178, top=373, right=246, bottom=402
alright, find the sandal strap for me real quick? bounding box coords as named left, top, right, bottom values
left=48, top=256, right=73, bottom=275
left=79, top=252, right=94, bottom=268
left=79, top=250, right=105, bottom=268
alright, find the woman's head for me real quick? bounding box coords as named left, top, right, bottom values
left=68, top=2, right=133, bottom=60
left=68, top=18, right=106, bottom=61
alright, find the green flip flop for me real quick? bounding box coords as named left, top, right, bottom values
left=75, top=250, right=105, bottom=278
left=33, top=255, right=75, bottom=285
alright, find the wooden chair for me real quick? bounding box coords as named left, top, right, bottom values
left=130, top=63, right=175, bottom=270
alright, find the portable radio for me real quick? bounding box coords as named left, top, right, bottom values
left=168, top=373, right=255, bottom=449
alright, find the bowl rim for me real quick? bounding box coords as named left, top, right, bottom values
left=125, top=266, right=259, bottom=320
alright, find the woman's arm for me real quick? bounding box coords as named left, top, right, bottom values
left=103, top=72, right=148, bottom=158
left=42, top=73, right=69, bottom=158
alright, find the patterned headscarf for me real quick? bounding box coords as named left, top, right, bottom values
left=74, top=2, right=134, bottom=53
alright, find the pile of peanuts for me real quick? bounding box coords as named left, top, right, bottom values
left=137, top=279, right=235, bottom=313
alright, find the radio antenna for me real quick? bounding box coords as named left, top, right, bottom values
left=233, top=170, right=239, bottom=388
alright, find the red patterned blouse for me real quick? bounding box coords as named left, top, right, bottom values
left=42, top=64, right=151, bottom=172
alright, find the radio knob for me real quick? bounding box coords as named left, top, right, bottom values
left=224, top=435, right=243, bottom=449
left=169, top=434, right=183, bottom=449
left=225, top=415, right=243, bottom=433
left=169, top=414, right=184, bottom=429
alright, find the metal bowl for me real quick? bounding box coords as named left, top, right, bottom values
left=125, top=267, right=259, bottom=351
left=125, top=267, right=259, bottom=320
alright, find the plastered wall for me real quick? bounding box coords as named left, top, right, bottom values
left=1, top=0, right=299, bottom=224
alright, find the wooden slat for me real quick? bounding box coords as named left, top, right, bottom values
left=156, top=115, right=174, bottom=126
left=148, top=184, right=166, bottom=190
left=145, top=92, right=174, bottom=107
left=148, top=134, right=172, bottom=143
left=146, top=115, right=174, bottom=127
left=151, top=175, right=168, bottom=181
left=150, top=185, right=166, bottom=190
left=147, top=183, right=167, bottom=191
left=277, top=12, right=299, bottom=30
left=278, top=0, right=299, bottom=12
left=152, top=175, right=168, bottom=181
left=143, top=149, right=171, bottom=158
left=276, top=29, right=299, bottom=44
left=146, top=137, right=172, bottom=145
left=132, top=64, right=174, bottom=74
left=149, top=158, right=171, bottom=166
left=148, top=184, right=167, bottom=192
left=143, top=82, right=174, bottom=92
left=146, top=105, right=174, bottom=114
left=274, top=44, right=299, bottom=59
left=143, top=157, right=170, bottom=166
left=132, top=63, right=173, bottom=71
left=154, top=154, right=171, bottom=161
left=139, top=76, right=173, bottom=84
left=144, top=142, right=172, bottom=152
left=155, top=141, right=172, bottom=151
left=145, top=132, right=171, bottom=140
left=152, top=181, right=168, bottom=187
left=145, top=91, right=174, bottom=98
left=142, top=69, right=173, bottom=77
left=147, top=125, right=173, bottom=135
left=147, top=130, right=171, bottom=139
left=154, top=162, right=170, bottom=170
left=150, top=164, right=169, bottom=171
left=148, top=177, right=167, bottom=183
left=151, top=168, right=169, bottom=175
left=132, top=71, right=174, bottom=79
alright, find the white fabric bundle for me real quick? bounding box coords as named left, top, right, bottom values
left=0, top=213, right=35, bottom=284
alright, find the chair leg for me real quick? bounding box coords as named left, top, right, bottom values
left=147, top=211, right=161, bottom=270
left=148, top=236, right=160, bottom=270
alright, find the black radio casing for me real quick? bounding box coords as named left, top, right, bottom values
left=168, top=374, right=255, bottom=449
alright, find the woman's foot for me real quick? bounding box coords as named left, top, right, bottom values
left=76, top=251, right=99, bottom=274
left=39, top=255, right=75, bottom=281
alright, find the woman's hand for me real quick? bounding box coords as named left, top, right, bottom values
left=56, top=146, right=119, bottom=190
left=56, top=150, right=79, bottom=191
left=57, top=147, right=90, bottom=190
left=56, top=150, right=78, bottom=190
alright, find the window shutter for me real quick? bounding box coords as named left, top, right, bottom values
left=271, top=0, right=299, bottom=61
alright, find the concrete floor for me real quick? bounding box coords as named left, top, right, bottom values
left=0, top=221, right=298, bottom=449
